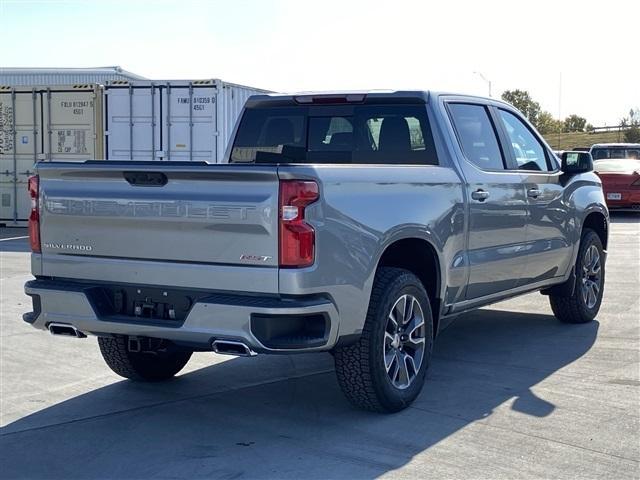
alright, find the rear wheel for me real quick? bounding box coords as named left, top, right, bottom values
left=98, top=335, right=192, bottom=381
left=333, top=267, right=434, bottom=412
left=550, top=229, right=605, bottom=323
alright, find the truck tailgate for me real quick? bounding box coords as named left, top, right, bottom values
left=36, top=162, right=280, bottom=292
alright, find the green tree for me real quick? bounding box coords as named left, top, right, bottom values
left=537, top=111, right=563, bottom=135
left=625, top=124, right=640, bottom=143
left=563, top=114, right=587, bottom=133
left=621, top=108, right=640, bottom=143
left=501, top=90, right=541, bottom=127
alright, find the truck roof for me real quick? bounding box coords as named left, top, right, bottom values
left=245, top=90, right=511, bottom=108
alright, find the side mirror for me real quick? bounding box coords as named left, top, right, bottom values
left=561, top=151, right=593, bottom=174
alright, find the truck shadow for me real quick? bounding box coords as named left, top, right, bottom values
left=1, top=309, right=598, bottom=479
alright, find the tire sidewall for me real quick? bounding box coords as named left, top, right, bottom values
left=368, top=273, right=434, bottom=411
left=575, top=230, right=605, bottom=320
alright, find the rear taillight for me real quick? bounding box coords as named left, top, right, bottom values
left=632, top=173, right=640, bottom=187
left=28, top=175, right=41, bottom=253
left=279, top=180, right=319, bottom=268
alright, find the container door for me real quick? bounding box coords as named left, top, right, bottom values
left=163, top=85, right=217, bottom=161
left=105, top=86, right=162, bottom=160
left=0, top=90, right=43, bottom=222
left=44, top=89, right=99, bottom=162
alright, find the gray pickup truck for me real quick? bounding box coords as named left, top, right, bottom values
left=24, top=91, right=609, bottom=412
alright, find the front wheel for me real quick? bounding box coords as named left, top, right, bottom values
left=550, top=229, right=605, bottom=324
left=98, top=335, right=192, bottom=381
left=333, top=267, right=434, bottom=412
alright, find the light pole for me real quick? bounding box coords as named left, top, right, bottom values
left=473, top=71, right=492, bottom=97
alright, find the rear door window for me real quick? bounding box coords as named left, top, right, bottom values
left=230, top=104, right=438, bottom=165
left=447, top=103, right=505, bottom=170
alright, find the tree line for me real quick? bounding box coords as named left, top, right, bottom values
left=501, top=89, right=640, bottom=143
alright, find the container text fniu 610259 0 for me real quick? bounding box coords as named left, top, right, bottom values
left=103, top=79, right=270, bottom=162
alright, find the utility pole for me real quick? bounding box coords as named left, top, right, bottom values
left=558, top=72, right=562, bottom=122
left=557, top=72, right=562, bottom=150
left=473, top=71, right=492, bottom=97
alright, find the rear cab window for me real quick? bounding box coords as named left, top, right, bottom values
left=230, top=103, right=438, bottom=165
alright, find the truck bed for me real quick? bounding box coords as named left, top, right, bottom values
left=34, top=161, right=281, bottom=294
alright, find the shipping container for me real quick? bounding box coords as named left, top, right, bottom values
left=0, top=84, right=104, bottom=224
left=104, top=79, right=270, bottom=162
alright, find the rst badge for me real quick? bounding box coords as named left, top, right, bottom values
left=239, top=254, right=272, bottom=263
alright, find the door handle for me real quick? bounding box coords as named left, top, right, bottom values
left=471, top=189, right=490, bottom=201
left=527, top=188, right=541, bottom=198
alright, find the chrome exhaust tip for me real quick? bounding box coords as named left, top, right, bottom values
left=48, top=323, right=86, bottom=338
left=212, top=339, right=257, bottom=357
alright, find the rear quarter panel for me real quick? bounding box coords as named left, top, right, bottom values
left=278, top=165, right=465, bottom=338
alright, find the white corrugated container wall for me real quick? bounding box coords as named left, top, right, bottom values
left=104, top=79, right=270, bottom=162
left=0, top=84, right=104, bottom=224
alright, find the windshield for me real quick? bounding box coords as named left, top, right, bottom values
left=230, top=104, right=438, bottom=165
left=591, top=147, right=640, bottom=160
left=594, top=158, right=640, bottom=173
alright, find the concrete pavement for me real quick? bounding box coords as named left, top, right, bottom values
left=1, top=216, right=638, bottom=479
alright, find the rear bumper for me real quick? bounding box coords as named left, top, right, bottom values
left=24, top=279, right=340, bottom=353
left=604, top=189, right=640, bottom=211
left=606, top=203, right=640, bottom=212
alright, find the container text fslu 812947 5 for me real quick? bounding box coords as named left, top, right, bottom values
left=0, top=84, right=104, bottom=224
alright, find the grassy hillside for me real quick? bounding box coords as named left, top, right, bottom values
left=542, top=130, right=627, bottom=151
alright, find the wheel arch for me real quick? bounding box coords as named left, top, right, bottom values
left=375, top=237, right=442, bottom=336
left=582, top=210, right=609, bottom=250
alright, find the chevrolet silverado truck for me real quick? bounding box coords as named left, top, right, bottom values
left=24, top=91, right=609, bottom=412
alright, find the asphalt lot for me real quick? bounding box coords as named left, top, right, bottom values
left=1, top=216, right=638, bottom=479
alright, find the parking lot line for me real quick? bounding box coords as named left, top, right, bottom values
left=0, top=236, right=28, bottom=242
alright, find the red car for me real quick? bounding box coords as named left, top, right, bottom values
left=594, top=158, right=640, bottom=211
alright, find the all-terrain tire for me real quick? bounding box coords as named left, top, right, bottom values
left=333, top=267, right=434, bottom=413
left=550, top=229, right=605, bottom=324
left=98, top=336, right=192, bottom=381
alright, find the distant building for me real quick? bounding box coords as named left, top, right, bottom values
left=0, top=66, right=147, bottom=86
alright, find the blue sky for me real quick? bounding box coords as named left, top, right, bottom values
left=2, top=0, right=638, bottom=125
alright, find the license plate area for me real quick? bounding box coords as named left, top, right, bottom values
left=87, top=285, right=203, bottom=324
left=607, top=193, right=622, bottom=200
